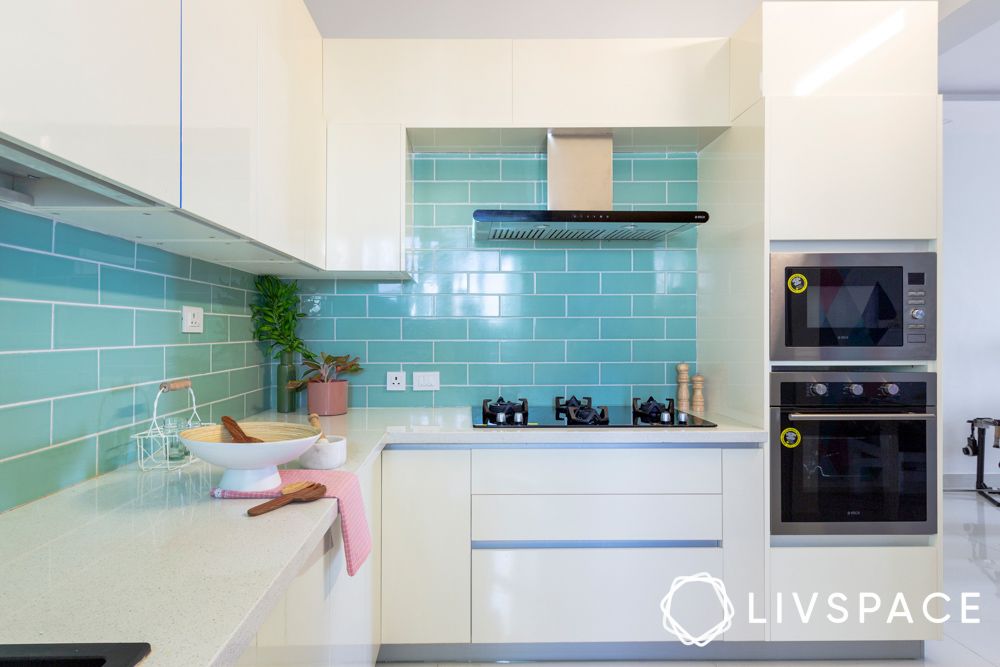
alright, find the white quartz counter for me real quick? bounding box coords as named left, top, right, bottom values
left=0, top=407, right=764, bottom=666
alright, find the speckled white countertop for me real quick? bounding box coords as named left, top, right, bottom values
left=0, top=407, right=764, bottom=666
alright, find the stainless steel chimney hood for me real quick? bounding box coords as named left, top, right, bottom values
left=473, top=130, right=707, bottom=242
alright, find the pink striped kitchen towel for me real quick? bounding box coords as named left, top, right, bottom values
left=211, top=469, right=372, bottom=576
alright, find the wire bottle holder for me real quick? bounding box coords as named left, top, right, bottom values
left=133, top=379, right=205, bottom=471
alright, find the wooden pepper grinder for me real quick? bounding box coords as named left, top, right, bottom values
left=676, top=363, right=690, bottom=412
left=691, top=374, right=705, bottom=414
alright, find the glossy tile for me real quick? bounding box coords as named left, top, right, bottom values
left=54, top=224, right=134, bottom=268
left=0, top=350, right=97, bottom=404
left=0, top=301, right=51, bottom=351
left=52, top=388, right=134, bottom=443
left=100, top=266, right=164, bottom=309
left=100, top=347, right=164, bottom=388
left=434, top=341, right=499, bottom=363
left=0, top=438, right=97, bottom=513
left=165, top=278, right=211, bottom=311
left=0, top=207, right=52, bottom=251
left=52, top=304, right=135, bottom=348
left=165, top=345, right=212, bottom=378
left=403, top=318, right=468, bottom=340
left=0, top=402, right=51, bottom=460
left=469, top=318, right=534, bottom=340
left=136, top=245, right=191, bottom=278
left=0, top=246, right=99, bottom=303
left=535, top=317, right=599, bottom=339
left=500, top=341, right=565, bottom=362
left=135, top=310, right=187, bottom=345
left=191, top=259, right=231, bottom=286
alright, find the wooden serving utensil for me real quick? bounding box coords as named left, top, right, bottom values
left=247, top=482, right=326, bottom=516
left=221, top=416, right=263, bottom=443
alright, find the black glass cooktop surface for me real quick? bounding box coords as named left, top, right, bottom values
left=472, top=396, right=717, bottom=428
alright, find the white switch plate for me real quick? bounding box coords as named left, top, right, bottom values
left=412, top=371, right=440, bottom=391
left=181, top=306, right=204, bottom=333
left=386, top=371, right=406, bottom=391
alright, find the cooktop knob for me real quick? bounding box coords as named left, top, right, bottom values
left=846, top=383, right=864, bottom=397
left=810, top=383, right=828, bottom=397
left=881, top=383, right=901, bottom=397
left=911, top=308, right=926, bottom=320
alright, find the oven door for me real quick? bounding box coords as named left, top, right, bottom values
left=770, top=408, right=936, bottom=535
left=770, top=253, right=936, bottom=361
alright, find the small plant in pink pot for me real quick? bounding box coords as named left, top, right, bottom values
left=287, top=353, right=362, bottom=416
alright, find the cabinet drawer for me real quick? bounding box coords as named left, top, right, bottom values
left=471, top=494, right=721, bottom=542
left=471, top=449, right=721, bottom=494
left=472, top=547, right=724, bottom=643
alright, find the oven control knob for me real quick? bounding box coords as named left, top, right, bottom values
left=911, top=308, right=926, bottom=320
left=810, top=383, right=828, bottom=397
left=881, top=383, right=901, bottom=397
left=845, top=383, right=865, bottom=397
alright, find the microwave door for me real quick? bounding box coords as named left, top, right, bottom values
left=785, top=266, right=905, bottom=349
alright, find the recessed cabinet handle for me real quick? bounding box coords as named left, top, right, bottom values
left=788, top=412, right=935, bottom=422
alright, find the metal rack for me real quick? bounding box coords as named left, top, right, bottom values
left=961, top=417, right=1000, bottom=507
left=133, top=379, right=205, bottom=471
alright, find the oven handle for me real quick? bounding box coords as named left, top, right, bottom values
left=788, top=412, right=935, bottom=421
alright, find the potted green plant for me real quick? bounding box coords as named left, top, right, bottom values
left=249, top=275, right=308, bottom=413
left=287, top=353, right=363, bottom=416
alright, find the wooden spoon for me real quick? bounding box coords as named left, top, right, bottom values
left=221, top=416, right=262, bottom=443
left=247, top=482, right=326, bottom=516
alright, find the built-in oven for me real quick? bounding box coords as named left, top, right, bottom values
left=770, top=371, right=936, bottom=535
left=770, top=252, right=936, bottom=361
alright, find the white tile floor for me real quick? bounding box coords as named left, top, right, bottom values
left=384, top=492, right=1000, bottom=666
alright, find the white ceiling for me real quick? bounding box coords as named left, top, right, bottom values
left=304, top=0, right=1000, bottom=96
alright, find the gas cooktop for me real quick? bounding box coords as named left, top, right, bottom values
left=472, top=396, right=717, bottom=428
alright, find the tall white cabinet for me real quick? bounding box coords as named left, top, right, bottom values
left=0, top=0, right=181, bottom=206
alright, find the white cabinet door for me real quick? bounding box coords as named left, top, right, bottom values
left=256, top=0, right=326, bottom=266
left=512, top=39, right=730, bottom=127
left=769, top=546, right=940, bottom=641
left=324, top=39, right=514, bottom=126
left=327, top=124, right=408, bottom=274
left=181, top=0, right=258, bottom=239
left=0, top=0, right=180, bottom=205
left=767, top=95, right=939, bottom=241
left=472, top=548, right=724, bottom=643
left=382, top=450, right=471, bottom=644
left=762, top=1, right=937, bottom=97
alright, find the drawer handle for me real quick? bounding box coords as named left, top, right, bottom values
left=471, top=540, right=721, bottom=550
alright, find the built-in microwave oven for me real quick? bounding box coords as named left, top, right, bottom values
left=770, top=252, right=936, bottom=362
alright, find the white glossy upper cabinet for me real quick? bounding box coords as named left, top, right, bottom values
left=324, top=40, right=514, bottom=126
left=766, top=95, right=939, bottom=241
left=512, top=39, right=730, bottom=127
left=327, top=124, right=409, bottom=276
left=256, top=0, right=326, bottom=267
left=0, top=0, right=180, bottom=205
left=181, top=0, right=258, bottom=239
left=762, top=1, right=937, bottom=97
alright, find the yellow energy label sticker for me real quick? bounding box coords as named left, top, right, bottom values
left=780, top=427, right=802, bottom=449
left=787, top=273, right=808, bottom=294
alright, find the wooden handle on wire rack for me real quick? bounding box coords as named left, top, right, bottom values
left=159, top=379, right=192, bottom=392
left=308, top=413, right=325, bottom=437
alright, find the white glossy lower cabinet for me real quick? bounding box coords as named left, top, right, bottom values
left=472, top=547, right=724, bottom=643
left=471, top=449, right=721, bottom=495
left=238, top=456, right=382, bottom=667
left=769, top=546, right=940, bottom=641
left=472, top=494, right=722, bottom=542
left=382, top=450, right=471, bottom=645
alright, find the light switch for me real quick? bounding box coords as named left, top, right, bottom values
left=413, top=371, right=440, bottom=391
left=181, top=306, right=204, bottom=333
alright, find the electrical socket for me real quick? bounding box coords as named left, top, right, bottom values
left=181, top=306, right=204, bottom=333
left=386, top=371, right=406, bottom=391
left=413, top=371, right=440, bottom=391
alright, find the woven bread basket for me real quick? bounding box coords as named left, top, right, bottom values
left=181, top=421, right=320, bottom=444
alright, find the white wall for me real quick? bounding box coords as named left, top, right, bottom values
left=942, top=100, right=1000, bottom=476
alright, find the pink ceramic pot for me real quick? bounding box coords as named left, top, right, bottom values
left=306, top=380, right=349, bottom=416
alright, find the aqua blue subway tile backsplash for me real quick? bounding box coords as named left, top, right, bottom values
left=0, top=206, right=272, bottom=513
left=298, top=152, right=698, bottom=408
